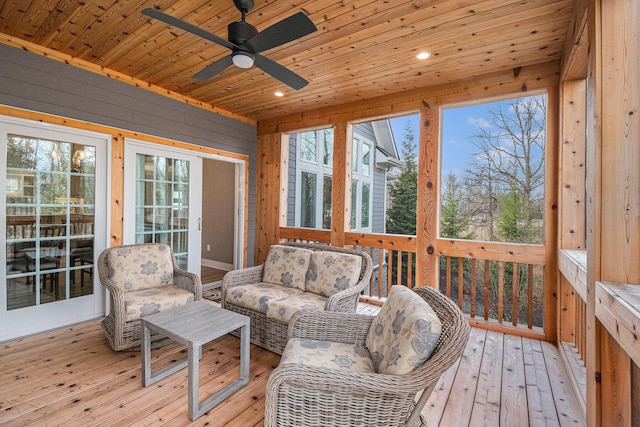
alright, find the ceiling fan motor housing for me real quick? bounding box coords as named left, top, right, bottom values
left=228, top=21, right=258, bottom=46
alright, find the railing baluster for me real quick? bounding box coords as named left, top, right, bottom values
left=458, top=257, right=463, bottom=310
left=528, top=264, right=534, bottom=329
left=387, top=249, right=393, bottom=295
left=396, top=250, right=402, bottom=286
left=512, top=263, right=519, bottom=326
left=407, top=252, right=413, bottom=289
left=470, top=258, right=476, bottom=318
left=377, top=247, right=383, bottom=299
left=446, top=256, right=451, bottom=298
left=498, top=261, right=504, bottom=323
left=484, top=260, right=490, bottom=321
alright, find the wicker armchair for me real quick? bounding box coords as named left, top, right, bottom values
left=264, top=286, right=470, bottom=427
left=222, top=242, right=373, bottom=354
left=98, top=243, right=202, bottom=351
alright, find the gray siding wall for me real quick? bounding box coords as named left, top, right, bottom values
left=285, top=123, right=386, bottom=233
left=0, top=44, right=257, bottom=265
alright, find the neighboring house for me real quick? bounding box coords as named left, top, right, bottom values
left=286, top=120, right=401, bottom=233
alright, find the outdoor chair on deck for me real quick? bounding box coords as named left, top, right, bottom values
left=265, top=285, right=470, bottom=427
left=98, top=243, right=202, bottom=351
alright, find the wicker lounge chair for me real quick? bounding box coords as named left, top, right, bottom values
left=221, top=242, right=373, bottom=354
left=98, top=243, right=202, bottom=351
left=264, top=285, right=470, bottom=427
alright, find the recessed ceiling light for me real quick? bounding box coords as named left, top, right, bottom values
left=416, top=51, right=431, bottom=60
left=274, top=91, right=284, bottom=97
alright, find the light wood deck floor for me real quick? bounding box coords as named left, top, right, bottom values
left=0, top=303, right=585, bottom=426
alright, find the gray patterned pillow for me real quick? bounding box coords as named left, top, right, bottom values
left=105, top=244, right=174, bottom=291
left=366, top=285, right=442, bottom=375
left=305, top=251, right=362, bottom=297
left=262, top=245, right=313, bottom=291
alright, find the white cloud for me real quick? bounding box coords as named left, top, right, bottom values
left=467, top=117, right=491, bottom=129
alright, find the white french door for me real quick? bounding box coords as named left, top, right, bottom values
left=0, top=116, right=109, bottom=341
left=123, top=140, right=202, bottom=273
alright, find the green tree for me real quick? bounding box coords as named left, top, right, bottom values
left=497, top=184, right=531, bottom=243
left=386, top=121, right=417, bottom=235
left=440, top=172, right=473, bottom=239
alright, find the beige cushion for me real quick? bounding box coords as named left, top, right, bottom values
left=366, top=285, right=442, bottom=375
left=124, top=285, right=194, bottom=321
left=266, top=292, right=328, bottom=323
left=104, top=244, right=174, bottom=291
left=305, top=251, right=362, bottom=297
left=225, top=283, right=303, bottom=313
left=281, top=338, right=375, bottom=373
left=262, top=245, right=313, bottom=291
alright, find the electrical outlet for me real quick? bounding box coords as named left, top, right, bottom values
left=206, top=244, right=211, bottom=251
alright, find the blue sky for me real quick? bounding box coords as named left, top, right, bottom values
left=389, top=103, right=490, bottom=176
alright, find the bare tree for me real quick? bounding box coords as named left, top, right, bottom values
left=465, top=95, right=546, bottom=243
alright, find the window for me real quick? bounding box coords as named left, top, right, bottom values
left=440, top=94, right=547, bottom=244
left=350, top=137, right=373, bottom=231
left=293, top=128, right=333, bottom=229
left=291, top=128, right=373, bottom=231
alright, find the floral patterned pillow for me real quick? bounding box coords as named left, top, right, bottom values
left=262, top=245, right=313, bottom=291
left=105, top=244, right=175, bottom=291
left=366, top=285, right=442, bottom=375
left=305, top=252, right=362, bottom=297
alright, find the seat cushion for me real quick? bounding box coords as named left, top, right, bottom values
left=124, top=285, right=194, bottom=322
left=265, top=292, right=328, bottom=323
left=305, top=251, right=362, bottom=297
left=281, top=338, right=375, bottom=373
left=225, top=283, right=304, bottom=313
left=262, top=245, right=313, bottom=291
left=105, top=244, right=174, bottom=291
left=366, top=285, right=442, bottom=375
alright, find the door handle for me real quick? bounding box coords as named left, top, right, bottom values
left=198, top=217, right=202, bottom=231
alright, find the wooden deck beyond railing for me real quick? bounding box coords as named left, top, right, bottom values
left=281, top=227, right=547, bottom=338
left=0, top=302, right=585, bottom=426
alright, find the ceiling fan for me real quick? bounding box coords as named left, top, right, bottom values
left=142, top=0, right=317, bottom=90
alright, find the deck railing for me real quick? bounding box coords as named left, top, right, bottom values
left=279, top=227, right=547, bottom=337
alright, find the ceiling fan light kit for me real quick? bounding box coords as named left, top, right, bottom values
left=142, top=0, right=317, bottom=90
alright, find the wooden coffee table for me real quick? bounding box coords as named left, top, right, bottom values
left=141, top=301, right=250, bottom=421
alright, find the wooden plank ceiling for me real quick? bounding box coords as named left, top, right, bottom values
left=0, top=0, right=576, bottom=122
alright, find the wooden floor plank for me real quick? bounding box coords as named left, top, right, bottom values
left=438, top=327, right=486, bottom=426
left=522, top=337, right=560, bottom=426
left=468, top=330, right=504, bottom=426
left=422, top=357, right=460, bottom=426
left=500, top=334, right=529, bottom=426
left=540, top=341, right=586, bottom=426
left=0, top=316, right=586, bottom=427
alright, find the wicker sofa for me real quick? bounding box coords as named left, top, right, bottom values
left=221, top=242, right=373, bottom=354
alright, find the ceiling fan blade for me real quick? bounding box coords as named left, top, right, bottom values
left=193, top=55, right=234, bottom=80
left=142, top=8, right=237, bottom=51
left=244, top=12, right=317, bottom=54
left=253, top=54, right=308, bottom=90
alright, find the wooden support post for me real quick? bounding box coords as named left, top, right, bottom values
left=110, top=135, right=125, bottom=247
left=417, top=100, right=439, bottom=288
left=331, top=122, right=351, bottom=248
left=586, top=0, right=640, bottom=425
left=544, top=85, right=560, bottom=343
left=255, top=132, right=287, bottom=264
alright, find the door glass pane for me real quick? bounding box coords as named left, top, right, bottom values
left=5, top=135, right=95, bottom=310
left=362, top=144, right=371, bottom=176
left=134, top=153, right=190, bottom=269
